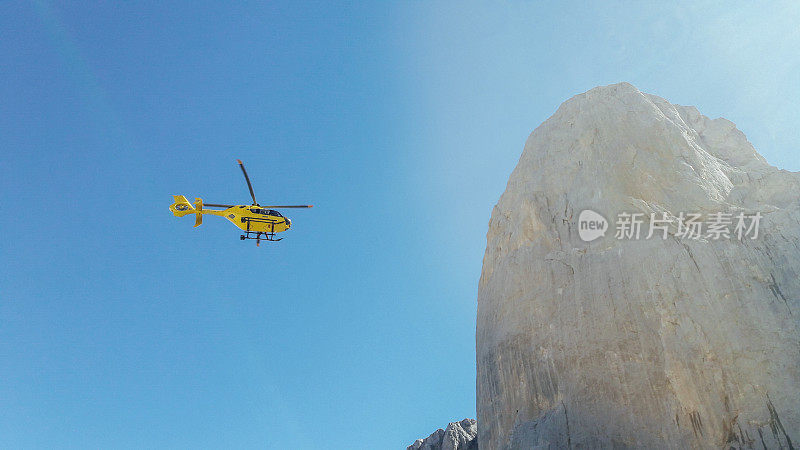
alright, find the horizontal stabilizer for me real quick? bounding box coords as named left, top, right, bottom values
left=194, top=198, right=203, bottom=227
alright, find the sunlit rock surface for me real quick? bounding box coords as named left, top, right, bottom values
left=408, top=419, right=478, bottom=450
left=476, top=83, right=800, bottom=449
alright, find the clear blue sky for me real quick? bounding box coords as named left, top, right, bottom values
left=1, top=1, right=797, bottom=448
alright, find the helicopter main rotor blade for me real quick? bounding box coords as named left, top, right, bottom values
left=204, top=203, right=235, bottom=208
left=237, top=159, right=258, bottom=205
left=261, top=205, right=314, bottom=208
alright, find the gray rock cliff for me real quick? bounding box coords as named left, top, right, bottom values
left=476, top=83, right=800, bottom=448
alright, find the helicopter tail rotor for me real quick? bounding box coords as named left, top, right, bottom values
left=169, top=195, right=196, bottom=217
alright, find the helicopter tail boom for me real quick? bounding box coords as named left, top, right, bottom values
left=169, top=196, right=206, bottom=227
left=170, top=196, right=227, bottom=227
left=169, top=195, right=203, bottom=225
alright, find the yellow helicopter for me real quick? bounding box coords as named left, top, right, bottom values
left=169, top=160, right=312, bottom=245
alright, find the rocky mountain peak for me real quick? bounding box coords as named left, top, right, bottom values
left=477, top=83, right=799, bottom=448
left=408, top=418, right=478, bottom=450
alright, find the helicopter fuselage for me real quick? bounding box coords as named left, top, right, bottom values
left=221, top=205, right=291, bottom=234
left=169, top=196, right=291, bottom=234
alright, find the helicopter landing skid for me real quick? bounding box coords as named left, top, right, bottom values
left=240, top=217, right=282, bottom=245
left=240, top=231, right=282, bottom=245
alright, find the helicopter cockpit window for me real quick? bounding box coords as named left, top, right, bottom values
left=248, top=208, right=281, bottom=216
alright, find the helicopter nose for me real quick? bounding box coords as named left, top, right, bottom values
left=285, top=218, right=291, bottom=228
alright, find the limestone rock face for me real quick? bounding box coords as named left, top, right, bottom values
left=408, top=419, right=478, bottom=450
left=476, top=83, right=800, bottom=449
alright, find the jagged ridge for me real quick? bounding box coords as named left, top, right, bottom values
left=408, top=419, right=478, bottom=450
